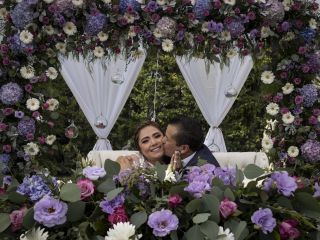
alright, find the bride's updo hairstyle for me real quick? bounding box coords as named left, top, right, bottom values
left=133, top=121, right=163, bottom=151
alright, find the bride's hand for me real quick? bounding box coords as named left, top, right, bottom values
left=170, top=150, right=182, bottom=171
left=116, top=154, right=140, bottom=170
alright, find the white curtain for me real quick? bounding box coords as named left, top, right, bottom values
left=59, top=53, right=146, bottom=150
left=176, top=54, right=253, bottom=152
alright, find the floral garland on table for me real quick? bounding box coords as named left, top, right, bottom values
left=0, top=161, right=320, bottom=239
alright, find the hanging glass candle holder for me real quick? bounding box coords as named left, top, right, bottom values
left=224, top=84, right=238, bottom=98
left=95, top=114, right=108, bottom=129
left=65, top=121, right=79, bottom=139
left=111, top=69, right=124, bottom=85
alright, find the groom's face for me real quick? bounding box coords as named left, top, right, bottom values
left=163, top=124, right=178, bottom=157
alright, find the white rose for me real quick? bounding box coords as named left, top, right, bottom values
left=55, top=42, right=67, bottom=54
left=162, top=39, right=174, bottom=52
left=220, top=31, right=231, bottom=41
left=282, top=83, right=294, bottom=95
left=26, top=98, right=40, bottom=111
left=124, top=13, right=135, bottom=24
left=262, top=136, right=273, bottom=151
left=24, top=142, right=39, bottom=156
left=282, top=112, right=295, bottom=124
left=266, top=103, right=279, bottom=116
left=43, top=25, right=55, bottom=35
left=287, top=146, right=299, bottom=158
left=261, top=71, right=275, bottom=84
left=46, top=98, right=59, bottom=111
left=97, top=32, right=108, bottom=42
left=153, top=28, right=162, bottom=38
left=46, top=135, right=56, bottom=145
left=309, top=18, right=317, bottom=29
left=93, top=46, right=105, bottom=58
left=46, top=67, right=58, bottom=80
left=20, top=66, right=35, bottom=79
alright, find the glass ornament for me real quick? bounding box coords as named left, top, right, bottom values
left=65, top=121, right=79, bottom=139
left=94, top=114, right=108, bottom=129
left=224, top=85, right=238, bottom=98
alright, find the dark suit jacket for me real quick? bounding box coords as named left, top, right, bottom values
left=184, top=144, right=220, bottom=168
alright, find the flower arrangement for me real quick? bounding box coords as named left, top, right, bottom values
left=0, top=160, right=319, bottom=239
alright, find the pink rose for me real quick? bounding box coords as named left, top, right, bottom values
left=279, top=219, right=300, bottom=240
left=168, top=194, right=182, bottom=208
left=10, top=208, right=26, bottom=232
left=107, top=206, right=128, bottom=224
left=76, top=179, right=94, bottom=200
left=219, top=198, right=237, bottom=219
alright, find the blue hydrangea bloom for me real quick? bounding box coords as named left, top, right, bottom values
left=85, top=13, right=107, bottom=36
left=119, top=0, right=141, bottom=13
left=0, top=82, right=23, bottom=105
left=17, top=117, right=36, bottom=137
left=194, top=0, right=212, bottom=19
left=0, top=154, right=10, bottom=174
left=300, top=28, right=316, bottom=42
left=99, top=193, right=125, bottom=214
left=299, top=84, right=318, bottom=107
left=10, top=2, right=35, bottom=29
left=17, top=175, right=52, bottom=201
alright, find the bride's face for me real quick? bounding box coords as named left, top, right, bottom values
left=138, top=125, right=164, bottom=164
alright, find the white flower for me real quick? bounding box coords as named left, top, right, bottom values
left=105, top=222, right=137, bottom=240
left=157, top=0, right=166, bottom=5
left=317, top=115, right=320, bottom=123
left=227, top=48, right=237, bottom=58
left=261, top=71, right=275, bottom=84
left=63, top=22, right=77, bottom=35
left=43, top=0, right=55, bottom=3
left=309, top=18, right=317, bottom=29
left=282, top=0, right=292, bottom=11
left=124, top=13, right=135, bottom=24
left=46, top=98, right=59, bottom=111
left=72, top=0, right=83, bottom=6
left=24, top=142, right=40, bottom=156
left=201, top=22, right=209, bottom=33
left=97, top=31, right=109, bottom=42
left=101, top=0, right=111, bottom=3
left=93, top=46, right=105, bottom=58
left=153, top=28, right=163, bottom=38
left=46, top=67, right=58, bottom=80
left=26, top=98, right=40, bottom=111
left=55, top=42, right=67, bottom=54
left=43, top=25, right=55, bottom=35
left=220, top=31, right=231, bottom=41
left=128, top=26, right=137, bottom=38
left=266, top=103, right=279, bottom=116
left=282, top=112, right=295, bottom=124
left=20, top=66, right=35, bottom=79
left=19, top=30, right=33, bottom=44
left=20, top=227, right=49, bottom=240
left=224, top=0, right=235, bottom=6
left=217, top=226, right=235, bottom=240
left=265, top=119, right=278, bottom=131
left=164, top=164, right=176, bottom=182
left=287, top=146, right=299, bottom=158
left=45, top=135, right=56, bottom=145
left=260, top=26, right=272, bottom=39
left=0, top=8, right=8, bottom=19
left=262, top=136, right=273, bottom=151
left=282, top=82, right=294, bottom=95
left=162, top=39, right=174, bottom=52
left=283, top=31, right=295, bottom=41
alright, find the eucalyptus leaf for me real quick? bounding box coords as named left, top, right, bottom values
left=155, top=162, right=167, bottom=182
left=200, top=221, right=219, bottom=240
left=97, top=178, right=116, bottom=194
left=185, top=225, right=205, bottom=240
left=67, top=201, right=86, bottom=222
left=224, top=188, right=235, bottom=201
left=202, top=194, right=220, bottom=223
left=193, top=213, right=211, bottom=224
left=60, top=183, right=81, bottom=202
left=185, top=199, right=202, bottom=214
left=104, top=159, right=120, bottom=177
left=243, top=164, right=265, bottom=179
left=50, top=112, right=60, bottom=120
left=225, top=220, right=248, bottom=240
left=8, top=191, right=27, bottom=204
left=106, top=187, right=124, bottom=201
left=23, top=208, right=35, bottom=229
left=0, top=213, right=11, bottom=233
left=293, top=192, right=320, bottom=218
left=130, top=211, right=147, bottom=229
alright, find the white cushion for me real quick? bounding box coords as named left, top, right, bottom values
left=87, top=150, right=269, bottom=170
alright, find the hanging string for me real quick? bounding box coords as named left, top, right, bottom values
left=151, top=52, right=160, bottom=122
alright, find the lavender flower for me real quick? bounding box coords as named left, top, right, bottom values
left=85, top=12, right=107, bottom=36
left=193, top=0, right=212, bottom=19
left=307, top=53, right=320, bottom=73
left=146, top=1, right=158, bottom=12
left=83, top=166, right=106, bottom=180
left=314, top=183, right=320, bottom=198
left=34, top=196, right=68, bottom=227
left=147, top=209, right=179, bottom=237
left=15, top=111, right=25, bottom=118
left=266, top=171, right=298, bottom=196
left=10, top=2, right=35, bottom=29
left=119, top=0, right=141, bottom=13
left=300, top=28, right=316, bottom=42
left=17, top=117, right=36, bottom=138
left=301, top=140, right=320, bottom=163
left=298, top=84, right=318, bottom=107
left=0, top=82, right=23, bottom=105
left=17, top=175, right=51, bottom=201
left=0, top=154, right=10, bottom=174
left=251, top=208, right=276, bottom=234
left=214, top=167, right=237, bottom=186
left=184, top=179, right=211, bottom=198
left=227, top=20, right=245, bottom=38
left=100, top=194, right=125, bottom=214
left=3, top=175, right=12, bottom=185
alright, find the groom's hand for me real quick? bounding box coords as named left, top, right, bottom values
left=170, top=150, right=182, bottom=171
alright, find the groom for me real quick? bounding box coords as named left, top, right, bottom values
left=162, top=116, right=220, bottom=168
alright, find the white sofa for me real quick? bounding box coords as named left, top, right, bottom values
left=87, top=151, right=269, bottom=170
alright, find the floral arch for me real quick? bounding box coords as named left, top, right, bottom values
left=0, top=0, right=320, bottom=239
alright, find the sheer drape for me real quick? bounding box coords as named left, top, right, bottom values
left=59, top=53, right=146, bottom=150
left=176, top=55, right=253, bottom=152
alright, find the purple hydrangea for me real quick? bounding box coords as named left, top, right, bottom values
left=314, top=183, right=320, bottom=198
left=300, top=28, right=317, bottom=42
left=100, top=193, right=125, bottom=214
left=214, top=167, right=237, bottom=186
left=146, top=1, right=158, bottom=12
left=147, top=209, right=179, bottom=237
left=17, top=117, right=36, bottom=137
left=227, top=20, right=245, bottom=38
left=251, top=208, right=276, bottom=234
left=10, top=2, right=35, bottom=29
left=3, top=175, right=12, bottom=185
left=184, top=178, right=211, bottom=198
left=0, top=154, right=10, bottom=174
left=34, top=196, right=68, bottom=227
left=193, top=0, right=212, bottom=19
left=298, top=84, right=318, bottom=107
left=301, top=140, right=320, bottom=163
left=307, top=53, right=320, bottom=74
left=0, top=82, right=23, bottom=105
left=26, top=0, right=39, bottom=4
left=85, top=12, right=107, bottom=36
left=119, top=0, right=141, bottom=13
left=83, top=166, right=106, bottom=180
left=263, top=171, right=297, bottom=196
left=17, top=175, right=52, bottom=201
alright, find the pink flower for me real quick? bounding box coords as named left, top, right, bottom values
left=38, top=136, right=46, bottom=145
left=0, top=122, right=8, bottom=132
left=10, top=208, right=26, bottom=232
left=0, top=187, right=5, bottom=195
left=219, top=198, right=237, bottom=219
left=107, top=206, right=128, bottom=224
left=76, top=179, right=94, bottom=200
left=3, top=144, right=12, bottom=153
left=168, top=194, right=182, bottom=208
left=279, top=219, right=300, bottom=240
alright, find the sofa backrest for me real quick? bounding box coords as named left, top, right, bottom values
left=87, top=150, right=269, bottom=170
